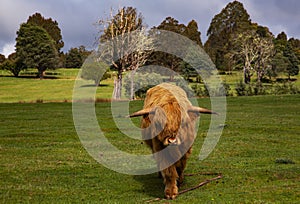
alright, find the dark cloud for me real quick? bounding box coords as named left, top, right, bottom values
left=243, top=0, right=300, bottom=38
left=1, top=0, right=299, bottom=56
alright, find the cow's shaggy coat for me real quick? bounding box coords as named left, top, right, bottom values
left=130, top=83, right=215, bottom=199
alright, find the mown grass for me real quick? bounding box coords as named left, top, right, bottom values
left=0, top=69, right=115, bottom=103
left=1, top=95, right=299, bottom=203
left=1, top=68, right=299, bottom=103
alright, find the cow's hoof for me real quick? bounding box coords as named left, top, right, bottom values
left=164, top=186, right=178, bottom=200
left=177, top=175, right=184, bottom=187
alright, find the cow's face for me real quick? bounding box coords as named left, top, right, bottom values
left=140, top=104, right=196, bottom=147
left=129, top=100, right=217, bottom=147
left=155, top=103, right=182, bottom=146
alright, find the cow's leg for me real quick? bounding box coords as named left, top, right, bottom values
left=176, top=154, right=188, bottom=186
left=178, top=147, right=192, bottom=185
left=162, top=166, right=178, bottom=200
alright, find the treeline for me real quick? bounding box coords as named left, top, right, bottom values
left=0, top=0, right=299, bottom=86
left=0, top=13, right=91, bottom=78
left=204, top=1, right=299, bottom=84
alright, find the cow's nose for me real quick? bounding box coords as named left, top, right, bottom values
left=168, top=137, right=177, bottom=143
left=168, top=138, right=177, bottom=144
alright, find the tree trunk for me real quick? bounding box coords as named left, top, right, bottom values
left=38, top=69, right=45, bottom=79
left=113, top=72, right=122, bottom=100
left=130, top=70, right=136, bottom=100
left=257, top=70, right=263, bottom=85
left=243, top=67, right=251, bottom=84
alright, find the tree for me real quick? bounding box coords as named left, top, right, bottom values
left=272, top=32, right=289, bottom=78
left=0, top=52, right=25, bottom=77
left=288, top=38, right=300, bottom=60
left=150, top=17, right=182, bottom=80
left=254, top=35, right=274, bottom=83
left=205, top=1, right=252, bottom=71
left=149, top=17, right=203, bottom=80
left=0, top=54, right=5, bottom=64
left=98, top=7, right=149, bottom=99
left=65, top=48, right=82, bottom=68
left=65, top=46, right=91, bottom=68
left=288, top=38, right=300, bottom=77
left=273, top=32, right=299, bottom=79
left=27, top=13, right=64, bottom=53
left=284, top=42, right=299, bottom=79
left=16, top=23, right=59, bottom=78
left=126, top=27, right=154, bottom=100
left=183, top=20, right=203, bottom=47
left=232, top=29, right=274, bottom=84
left=80, top=52, right=110, bottom=86
left=270, top=52, right=287, bottom=79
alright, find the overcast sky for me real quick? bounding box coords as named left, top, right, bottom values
left=1, top=0, right=300, bottom=57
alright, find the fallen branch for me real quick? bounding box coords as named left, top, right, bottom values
left=145, top=174, right=223, bottom=203
left=179, top=174, right=222, bottom=195
left=184, top=172, right=221, bottom=177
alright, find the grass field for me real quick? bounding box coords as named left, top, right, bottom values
left=1, top=95, right=299, bottom=203
left=0, top=69, right=116, bottom=103
left=1, top=68, right=299, bottom=103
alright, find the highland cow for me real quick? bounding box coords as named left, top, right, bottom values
left=129, top=83, right=216, bottom=199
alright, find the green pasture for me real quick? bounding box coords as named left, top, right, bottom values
left=1, top=95, right=299, bottom=203
left=0, top=69, right=115, bottom=103
left=1, top=68, right=299, bottom=103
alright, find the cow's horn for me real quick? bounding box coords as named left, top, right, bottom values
left=188, top=106, right=218, bottom=115
left=127, top=108, right=155, bottom=118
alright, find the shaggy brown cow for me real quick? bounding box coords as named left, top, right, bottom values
left=129, top=83, right=216, bottom=199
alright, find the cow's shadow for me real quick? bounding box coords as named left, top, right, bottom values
left=134, top=173, right=164, bottom=198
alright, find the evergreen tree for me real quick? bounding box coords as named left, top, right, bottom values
left=288, top=38, right=300, bottom=62
left=65, top=48, right=82, bottom=68
left=27, top=13, right=64, bottom=52
left=0, top=54, right=5, bottom=64
left=66, top=47, right=82, bottom=68
left=149, top=17, right=203, bottom=80
left=16, top=23, right=59, bottom=78
left=0, top=53, right=25, bottom=77
left=65, top=46, right=91, bottom=68
left=183, top=20, right=203, bottom=47
left=273, top=32, right=299, bottom=79
left=205, top=1, right=252, bottom=71
left=150, top=17, right=184, bottom=80
left=284, top=42, right=299, bottom=79
left=272, top=32, right=289, bottom=77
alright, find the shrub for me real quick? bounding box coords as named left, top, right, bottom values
left=253, top=83, right=267, bottom=95
left=191, top=84, right=209, bottom=97
left=235, top=81, right=267, bottom=96
left=221, top=82, right=233, bottom=96
left=192, top=82, right=231, bottom=97
left=272, top=82, right=300, bottom=95
left=123, top=72, right=163, bottom=99
left=235, top=80, right=248, bottom=96
left=0, top=60, right=25, bottom=77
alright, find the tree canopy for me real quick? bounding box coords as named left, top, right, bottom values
left=65, top=46, right=91, bottom=68
left=16, top=23, right=59, bottom=78
left=148, top=17, right=203, bottom=80
left=27, top=13, right=64, bottom=53
left=205, top=1, right=252, bottom=71
left=96, top=7, right=152, bottom=99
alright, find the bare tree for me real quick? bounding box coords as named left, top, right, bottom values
left=98, top=7, right=151, bottom=100
left=233, top=30, right=274, bottom=84
left=127, top=28, right=154, bottom=100
left=254, top=37, right=274, bottom=84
